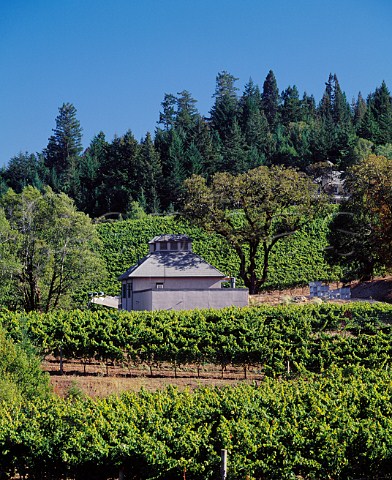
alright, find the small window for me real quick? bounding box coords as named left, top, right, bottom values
left=122, top=284, right=126, bottom=298
left=170, top=241, right=178, bottom=250
left=156, top=282, right=164, bottom=289
left=160, top=242, right=168, bottom=250
left=180, top=241, right=188, bottom=251
left=127, top=283, right=133, bottom=298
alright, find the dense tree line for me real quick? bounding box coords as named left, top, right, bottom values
left=1, top=71, right=392, bottom=215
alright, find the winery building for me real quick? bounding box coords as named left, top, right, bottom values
left=118, top=234, right=248, bottom=311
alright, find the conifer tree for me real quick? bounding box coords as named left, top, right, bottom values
left=280, top=85, right=301, bottom=125
left=43, top=103, right=83, bottom=190
left=158, top=93, right=177, bottom=130
left=239, top=79, right=270, bottom=161
left=175, top=90, right=200, bottom=135
left=371, top=81, right=392, bottom=144
left=78, top=132, right=108, bottom=216
left=353, top=92, right=367, bottom=130
left=138, top=132, right=162, bottom=213
left=4, top=152, right=44, bottom=192
left=98, top=131, right=140, bottom=214
left=210, top=71, right=239, bottom=142
left=219, top=118, right=248, bottom=173
left=261, top=70, right=280, bottom=127
left=301, top=93, right=317, bottom=122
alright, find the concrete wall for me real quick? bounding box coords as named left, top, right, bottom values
left=129, top=288, right=248, bottom=311
left=132, top=289, right=153, bottom=311
left=132, top=277, right=223, bottom=291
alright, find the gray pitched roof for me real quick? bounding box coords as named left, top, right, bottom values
left=118, top=251, right=225, bottom=280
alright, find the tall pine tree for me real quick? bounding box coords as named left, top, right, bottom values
left=43, top=103, right=83, bottom=191
left=209, top=71, right=239, bottom=142
left=261, top=70, right=280, bottom=128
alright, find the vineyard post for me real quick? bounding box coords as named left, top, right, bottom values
left=220, top=449, right=227, bottom=480
left=59, top=345, right=64, bottom=375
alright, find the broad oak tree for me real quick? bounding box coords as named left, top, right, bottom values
left=182, top=166, right=321, bottom=294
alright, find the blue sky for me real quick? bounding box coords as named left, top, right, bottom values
left=1, top=0, right=392, bottom=166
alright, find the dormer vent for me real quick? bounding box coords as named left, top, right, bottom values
left=148, top=234, right=193, bottom=253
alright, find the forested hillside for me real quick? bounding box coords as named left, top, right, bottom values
left=1, top=71, right=392, bottom=215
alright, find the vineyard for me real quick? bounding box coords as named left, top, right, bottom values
left=95, top=214, right=342, bottom=296
left=2, top=303, right=392, bottom=480
left=2, top=303, right=392, bottom=378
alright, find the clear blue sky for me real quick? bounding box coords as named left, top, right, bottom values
left=1, top=0, right=392, bottom=166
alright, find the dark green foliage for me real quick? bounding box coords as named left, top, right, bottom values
left=43, top=102, right=83, bottom=191
left=210, top=71, right=239, bottom=142
left=360, top=81, right=392, bottom=144
left=261, top=70, right=280, bottom=127
left=2, top=74, right=392, bottom=218
left=3, top=152, right=45, bottom=192
left=280, top=85, right=301, bottom=125
left=77, top=132, right=108, bottom=216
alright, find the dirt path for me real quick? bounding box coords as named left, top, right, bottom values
left=44, top=358, right=261, bottom=398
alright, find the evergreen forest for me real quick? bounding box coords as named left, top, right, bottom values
left=2, top=71, right=392, bottom=216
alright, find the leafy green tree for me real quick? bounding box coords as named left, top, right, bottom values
left=328, top=155, right=392, bottom=280
left=0, top=209, right=20, bottom=307
left=182, top=166, right=321, bottom=293
left=0, top=324, right=51, bottom=403
left=351, top=138, right=374, bottom=163
left=374, top=143, right=392, bottom=159
left=1, top=186, right=106, bottom=312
